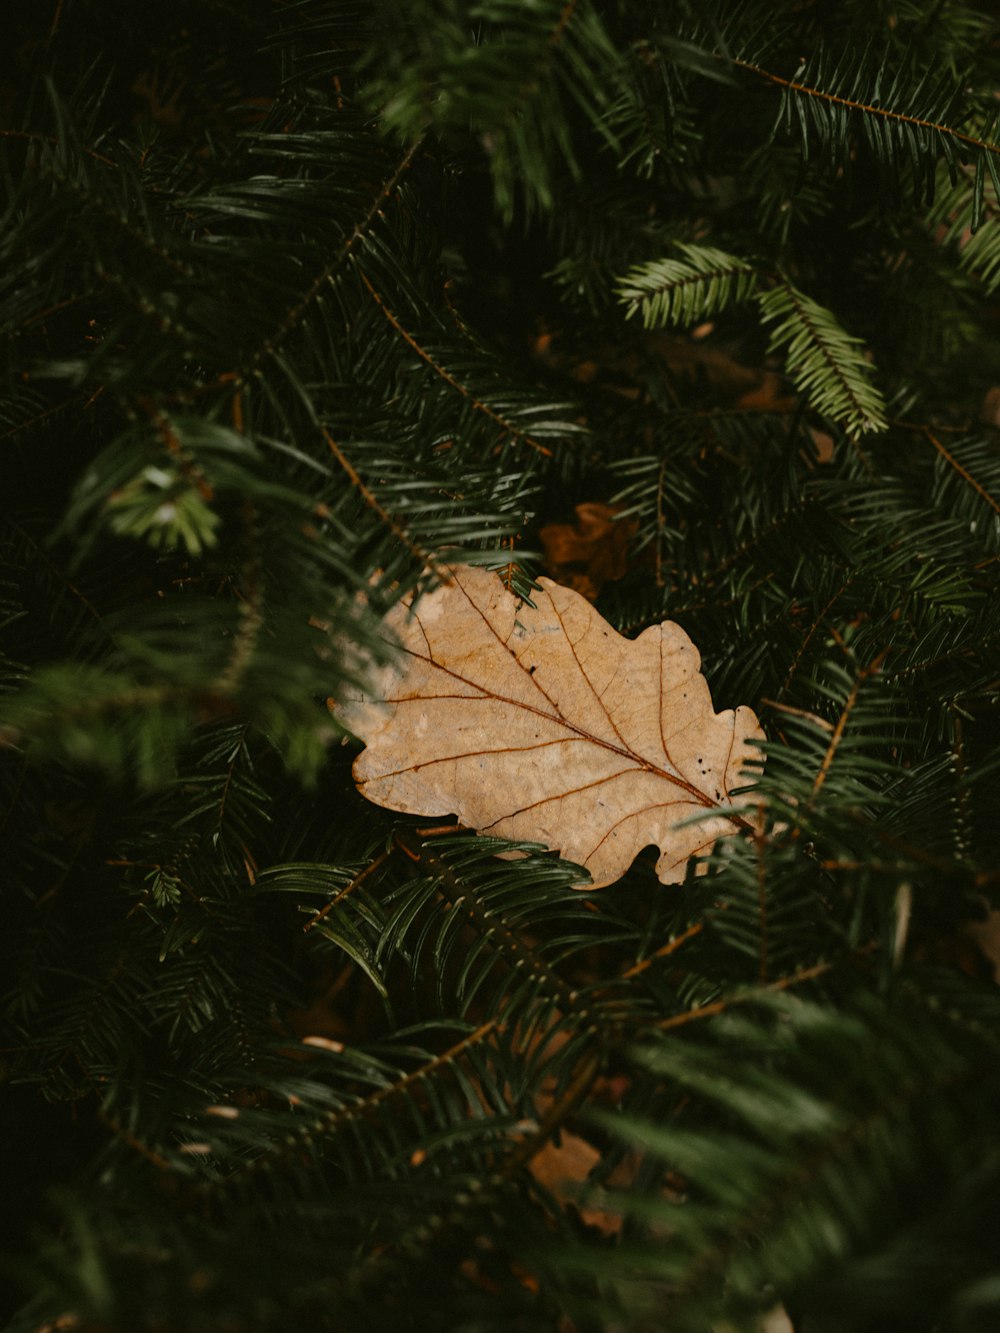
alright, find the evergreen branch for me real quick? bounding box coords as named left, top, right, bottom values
left=218, top=136, right=423, bottom=390
left=144, top=405, right=215, bottom=502
left=809, top=649, right=887, bottom=804
left=321, top=429, right=446, bottom=576
left=550, top=0, right=579, bottom=49
left=586, top=986, right=1000, bottom=1329
left=303, top=851, right=390, bottom=934
left=4, top=521, right=110, bottom=636
left=656, top=958, right=843, bottom=1031
left=730, top=54, right=1000, bottom=164
left=199, top=1019, right=502, bottom=1191
left=356, top=270, right=554, bottom=457
left=617, top=244, right=758, bottom=328
left=925, top=162, right=1000, bottom=279
left=0, top=126, right=115, bottom=168
left=0, top=395, right=77, bottom=440
left=340, top=1043, right=603, bottom=1312
left=924, top=427, right=1000, bottom=518
left=684, top=1045, right=966, bottom=1308
left=506, top=1045, right=602, bottom=1174
left=5, top=5, right=1000, bottom=1328
left=777, top=577, right=856, bottom=702
left=616, top=921, right=705, bottom=983
left=498, top=0, right=583, bottom=125
left=757, top=282, right=887, bottom=437
left=393, top=828, right=593, bottom=1022
left=96, top=1108, right=174, bottom=1174
left=690, top=487, right=817, bottom=589
left=214, top=503, right=264, bottom=696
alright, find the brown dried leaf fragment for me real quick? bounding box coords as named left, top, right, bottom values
left=334, top=565, right=763, bottom=888
left=540, top=502, right=637, bottom=602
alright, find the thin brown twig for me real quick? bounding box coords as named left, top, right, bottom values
left=205, top=1019, right=501, bottom=1191
left=503, top=1046, right=602, bottom=1177
left=321, top=428, right=447, bottom=577
left=776, top=578, right=854, bottom=702
left=144, top=404, right=214, bottom=500
left=239, top=138, right=424, bottom=384
left=810, top=647, right=887, bottom=803
left=0, top=128, right=115, bottom=168
left=303, top=852, right=390, bottom=934
left=656, top=957, right=840, bottom=1031
left=924, top=427, right=1000, bottom=516
left=97, top=1108, right=173, bottom=1172
left=617, top=921, right=705, bottom=982
left=760, top=698, right=834, bottom=731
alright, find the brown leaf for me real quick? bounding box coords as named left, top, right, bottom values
left=334, top=565, right=762, bottom=888
left=528, top=1133, right=622, bottom=1231
left=539, top=502, right=637, bottom=601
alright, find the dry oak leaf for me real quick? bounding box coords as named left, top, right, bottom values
left=334, top=564, right=763, bottom=889
left=539, top=502, right=638, bottom=602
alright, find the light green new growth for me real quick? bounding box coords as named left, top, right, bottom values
left=617, top=249, right=887, bottom=437
left=757, top=282, right=888, bottom=438
left=617, top=244, right=759, bottom=328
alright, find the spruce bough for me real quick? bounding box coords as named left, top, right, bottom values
left=2, top=2, right=999, bottom=1330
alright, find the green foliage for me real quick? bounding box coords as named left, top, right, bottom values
left=573, top=984, right=1000, bottom=1332
left=2, top=1, right=1000, bottom=1331
left=757, top=282, right=888, bottom=437
left=617, top=245, right=759, bottom=329
left=616, top=251, right=888, bottom=436
left=764, top=39, right=1000, bottom=214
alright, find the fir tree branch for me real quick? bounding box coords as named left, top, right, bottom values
left=757, top=282, right=887, bottom=437
left=356, top=270, right=555, bottom=458
left=206, top=136, right=424, bottom=392
left=199, top=1018, right=503, bottom=1193
left=321, top=428, right=445, bottom=576
left=303, top=851, right=390, bottom=934
left=616, top=921, right=705, bottom=982
left=617, top=245, right=758, bottom=328
left=924, top=427, right=1000, bottom=518
left=777, top=577, right=857, bottom=702
left=729, top=55, right=1000, bottom=164
left=394, top=827, right=585, bottom=1019
left=655, top=957, right=844, bottom=1031
left=0, top=396, right=77, bottom=441
left=97, top=1108, right=173, bottom=1173
left=4, top=5, right=1000, bottom=1326
left=0, top=126, right=115, bottom=168
left=214, top=503, right=264, bottom=696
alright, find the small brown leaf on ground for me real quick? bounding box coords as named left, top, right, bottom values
left=529, top=1134, right=610, bottom=1223
left=539, top=502, right=637, bottom=601
left=734, top=369, right=797, bottom=414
